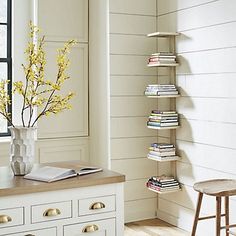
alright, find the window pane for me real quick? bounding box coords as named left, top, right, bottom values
left=0, top=0, right=7, bottom=23
left=0, top=63, right=7, bottom=80
left=0, top=25, right=7, bottom=58
left=0, top=117, right=7, bottom=133
left=0, top=63, right=8, bottom=133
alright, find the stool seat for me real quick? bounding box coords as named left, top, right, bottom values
left=194, top=179, right=236, bottom=197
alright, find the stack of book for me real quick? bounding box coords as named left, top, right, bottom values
left=147, top=52, right=177, bottom=66
left=147, top=143, right=178, bottom=161
left=147, top=110, right=179, bottom=128
left=146, top=175, right=181, bottom=193
left=144, top=84, right=179, bottom=97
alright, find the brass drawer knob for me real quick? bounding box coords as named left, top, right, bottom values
left=89, top=202, right=106, bottom=210
left=43, top=208, right=61, bottom=217
left=82, top=224, right=99, bottom=233
left=0, top=215, right=12, bottom=224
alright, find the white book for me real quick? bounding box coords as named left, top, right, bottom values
left=24, top=166, right=103, bottom=182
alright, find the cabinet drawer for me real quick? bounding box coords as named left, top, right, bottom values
left=0, top=207, right=24, bottom=229
left=31, top=201, right=72, bottom=223
left=4, top=227, right=57, bottom=236
left=78, top=195, right=116, bottom=216
left=64, top=218, right=115, bottom=236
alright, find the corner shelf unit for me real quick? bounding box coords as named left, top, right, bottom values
left=147, top=32, right=180, bottom=37
left=147, top=155, right=180, bottom=162
left=147, top=63, right=179, bottom=67
left=148, top=187, right=181, bottom=195
left=147, top=125, right=180, bottom=130
left=146, top=31, right=181, bottom=194
left=146, top=95, right=181, bottom=98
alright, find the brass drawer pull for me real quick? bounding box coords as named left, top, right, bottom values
left=82, top=224, right=99, bottom=233
left=89, top=202, right=106, bottom=210
left=25, top=234, right=35, bottom=236
left=0, top=215, right=12, bottom=224
left=43, top=208, right=61, bottom=217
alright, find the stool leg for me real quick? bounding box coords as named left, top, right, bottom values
left=216, top=197, right=222, bottom=236
left=225, top=196, right=229, bottom=236
left=191, top=192, right=203, bottom=236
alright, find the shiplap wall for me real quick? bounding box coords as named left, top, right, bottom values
left=157, top=0, right=236, bottom=235
left=109, top=0, right=160, bottom=222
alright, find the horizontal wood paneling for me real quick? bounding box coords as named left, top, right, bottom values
left=111, top=117, right=170, bottom=138
left=110, top=34, right=156, bottom=55
left=177, top=140, right=236, bottom=175
left=177, top=73, right=236, bottom=98
left=125, top=198, right=157, bottom=223
left=111, top=97, right=157, bottom=117
left=158, top=0, right=236, bottom=32
left=111, top=137, right=157, bottom=160
left=177, top=48, right=236, bottom=75
left=111, top=76, right=158, bottom=96
left=157, top=0, right=218, bottom=15
left=177, top=97, right=236, bottom=123
left=111, top=158, right=158, bottom=181
left=110, top=14, right=156, bottom=35
left=110, top=55, right=157, bottom=76
left=125, top=179, right=157, bottom=201
left=110, top=4, right=158, bottom=222
left=110, top=0, right=157, bottom=16
left=177, top=118, right=236, bottom=149
left=177, top=161, right=236, bottom=186
left=157, top=0, right=236, bottom=233
left=177, top=21, right=236, bottom=53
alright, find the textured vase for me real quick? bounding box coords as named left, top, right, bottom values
left=9, top=126, right=37, bottom=176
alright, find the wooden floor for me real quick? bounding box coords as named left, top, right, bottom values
left=125, top=219, right=190, bottom=236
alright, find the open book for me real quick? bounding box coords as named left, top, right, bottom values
left=24, top=166, right=103, bottom=183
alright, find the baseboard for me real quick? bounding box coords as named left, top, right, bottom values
left=156, top=209, right=179, bottom=226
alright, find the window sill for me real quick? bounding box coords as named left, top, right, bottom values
left=0, top=137, right=11, bottom=143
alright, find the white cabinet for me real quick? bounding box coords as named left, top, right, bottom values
left=0, top=208, right=24, bottom=229
left=78, top=195, right=116, bottom=216
left=0, top=182, right=124, bottom=236
left=64, top=218, right=116, bottom=236
left=5, top=227, right=57, bottom=236
left=31, top=201, right=72, bottom=223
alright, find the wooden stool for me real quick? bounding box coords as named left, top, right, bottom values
left=192, top=179, right=236, bottom=236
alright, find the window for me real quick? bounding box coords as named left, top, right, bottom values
left=0, top=0, right=12, bottom=136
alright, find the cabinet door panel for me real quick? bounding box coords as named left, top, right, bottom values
left=64, top=218, right=116, bottom=236
left=0, top=207, right=24, bottom=229
left=38, top=0, right=88, bottom=42
left=37, top=43, right=88, bottom=139
left=5, top=227, right=57, bottom=236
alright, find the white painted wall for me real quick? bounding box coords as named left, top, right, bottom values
left=0, top=0, right=89, bottom=166
left=156, top=0, right=236, bottom=235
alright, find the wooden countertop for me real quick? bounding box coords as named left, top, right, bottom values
left=0, top=161, right=125, bottom=197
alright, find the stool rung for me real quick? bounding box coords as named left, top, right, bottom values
left=198, top=214, right=226, bottom=221
left=221, top=224, right=236, bottom=230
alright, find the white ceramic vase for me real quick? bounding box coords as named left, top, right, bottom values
left=9, top=126, right=37, bottom=176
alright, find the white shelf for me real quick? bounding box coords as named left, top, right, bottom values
left=146, top=94, right=180, bottom=98
left=147, top=187, right=181, bottom=194
left=147, top=32, right=180, bottom=38
left=147, top=125, right=180, bottom=130
left=147, top=63, right=179, bottom=67
left=148, top=155, right=180, bottom=162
